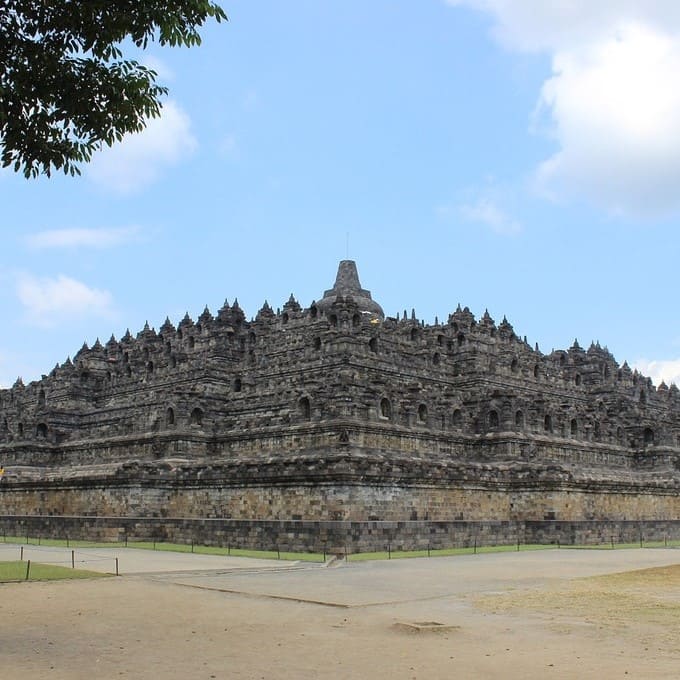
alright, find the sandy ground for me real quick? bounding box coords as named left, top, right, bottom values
left=1, top=546, right=679, bottom=679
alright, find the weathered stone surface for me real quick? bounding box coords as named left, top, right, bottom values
left=0, top=260, right=679, bottom=539
left=0, top=515, right=678, bottom=552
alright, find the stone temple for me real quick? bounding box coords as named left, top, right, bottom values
left=0, top=261, right=678, bottom=550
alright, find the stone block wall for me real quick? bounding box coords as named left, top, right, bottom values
left=1, top=514, right=679, bottom=553
left=2, top=476, right=680, bottom=522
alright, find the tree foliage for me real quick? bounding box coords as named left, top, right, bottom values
left=0, top=1, right=226, bottom=178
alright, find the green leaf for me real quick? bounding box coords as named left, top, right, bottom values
left=0, top=0, right=227, bottom=178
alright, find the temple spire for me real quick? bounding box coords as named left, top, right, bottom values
left=316, top=260, right=384, bottom=321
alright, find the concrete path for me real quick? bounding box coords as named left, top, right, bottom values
left=155, top=546, right=680, bottom=607
left=2, top=541, right=678, bottom=608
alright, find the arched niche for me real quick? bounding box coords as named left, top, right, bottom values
left=299, top=396, right=311, bottom=420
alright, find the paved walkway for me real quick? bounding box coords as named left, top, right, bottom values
left=156, top=546, right=680, bottom=606
left=2, top=542, right=678, bottom=608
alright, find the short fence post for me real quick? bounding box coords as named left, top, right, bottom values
left=388, top=542, right=391, bottom=559
left=115, top=558, right=119, bottom=576
left=610, top=535, right=615, bottom=549
left=473, top=537, right=477, bottom=554
left=71, top=550, right=75, bottom=569
left=25, top=560, right=31, bottom=580
left=277, top=547, right=280, bottom=560
left=640, top=533, right=643, bottom=549
left=20, top=546, right=23, bottom=561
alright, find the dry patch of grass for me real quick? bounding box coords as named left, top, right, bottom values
left=474, top=564, right=680, bottom=652
left=590, top=563, right=680, bottom=591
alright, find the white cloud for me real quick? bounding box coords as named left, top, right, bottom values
left=447, top=1, right=680, bottom=53
left=448, top=1, right=680, bottom=216
left=87, top=100, right=197, bottom=193
left=16, top=274, right=115, bottom=327
left=459, top=197, right=521, bottom=235
left=25, top=226, right=141, bottom=250
left=633, top=358, right=680, bottom=388
left=142, top=55, right=174, bottom=82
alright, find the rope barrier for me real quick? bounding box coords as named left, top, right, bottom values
left=9, top=545, right=73, bottom=555
left=5, top=544, right=119, bottom=561
left=0, top=543, right=120, bottom=573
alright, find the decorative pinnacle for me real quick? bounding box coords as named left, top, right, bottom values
left=318, top=260, right=384, bottom=320
left=332, top=260, right=362, bottom=293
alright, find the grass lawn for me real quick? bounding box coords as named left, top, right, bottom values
left=127, top=541, right=326, bottom=562
left=347, top=543, right=557, bottom=561
left=0, top=536, right=326, bottom=562
left=0, top=561, right=110, bottom=582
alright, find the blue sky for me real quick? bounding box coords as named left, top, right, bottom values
left=2, top=0, right=680, bottom=387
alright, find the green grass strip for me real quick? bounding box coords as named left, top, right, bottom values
left=126, top=541, right=325, bottom=562
left=559, top=540, right=680, bottom=550
left=1, top=535, right=123, bottom=549
left=347, top=543, right=556, bottom=561
left=2, top=534, right=678, bottom=563
left=0, top=561, right=109, bottom=582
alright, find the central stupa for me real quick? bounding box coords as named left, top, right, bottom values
left=315, top=259, right=384, bottom=320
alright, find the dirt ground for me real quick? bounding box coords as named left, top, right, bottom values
left=1, top=548, right=679, bottom=679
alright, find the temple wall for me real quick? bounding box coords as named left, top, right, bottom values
left=0, top=514, right=678, bottom=553
left=0, top=424, right=654, bottom=469
left=1, top=480, right=678, bottom=523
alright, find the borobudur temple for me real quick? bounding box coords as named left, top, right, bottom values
left=0, top=260, right=679, bottom=550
